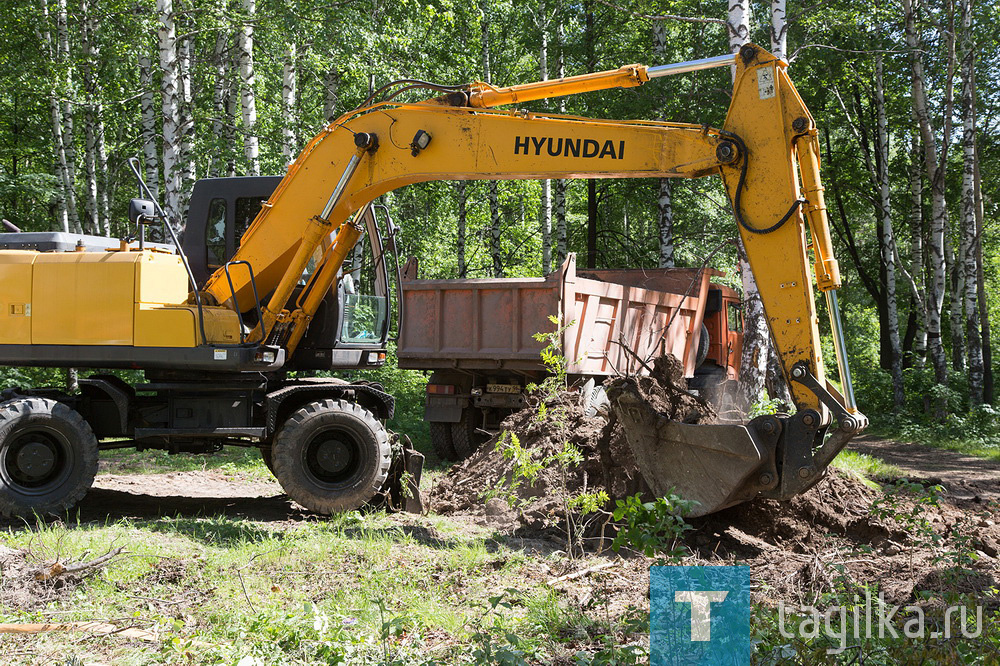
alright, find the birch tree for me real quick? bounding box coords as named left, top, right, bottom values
left=959, top=0, right=983, bottom=402
left=178, top=30, right=196, bottom=218
left=238, top=0, right=260, bottom=175
left=323, top=69, right=340, bottom=123
left=481, top=2, right=502, bottom=277
left=456, top=181, right=467, bottom=278
left=537, top=0, right=552, bottom=274
left=209, top=20, right=230, bottom=178
left=907, top=131, right=926, bottom=367
left=770, top=0, right=787, bottom=61
left=139, top=53, right=160, bottom=197
left=554, top=24, right=567, bottom=265
left=157, top=0, right=182, bottom=227
left=653, top=19, right=674, bottom=268
left=282, top=43, right=298, bottom=165
left=81, top=0, right=99, bottom=234
left=903, top=0, right=952, bottom=412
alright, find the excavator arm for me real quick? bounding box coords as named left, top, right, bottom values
left=202, top=43, right=867, bottom=514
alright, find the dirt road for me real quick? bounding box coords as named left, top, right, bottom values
left=850, top=435, right=1000, bottom=499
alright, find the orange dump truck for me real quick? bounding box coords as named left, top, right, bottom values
left=397, top=253, right=742, bottom=460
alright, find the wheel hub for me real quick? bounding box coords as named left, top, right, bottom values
left=14, top=441, right=56, bottom=480
left=314, top=438, right=352, bottom=475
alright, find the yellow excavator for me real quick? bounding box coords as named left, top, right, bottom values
left=0, top=43, right=865, bottom=518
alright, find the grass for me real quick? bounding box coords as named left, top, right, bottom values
left=831, top=450, right=905, bottom=489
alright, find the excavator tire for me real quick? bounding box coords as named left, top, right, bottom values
left=451, top=408, right=485, bottom=459
left=271, top=399, right=391, bottom=514
left=428, top=422, right=458, bottom=462
left=260, top=446, right=275, bottom=474
left=0, top=398, right=98, bottom=518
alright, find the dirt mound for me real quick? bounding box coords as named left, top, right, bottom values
left=430, top=357, right=717, bottom=530
left=0, top=545, right=85, bottom=610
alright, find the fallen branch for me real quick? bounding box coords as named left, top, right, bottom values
left=0, top=621, right=158, bottom=643
left=34, top=547, right=125, bottom=581
left=546, top=561, right=617, bottom=586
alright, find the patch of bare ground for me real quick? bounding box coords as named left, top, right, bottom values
left=430, top=368, right=1000, bottom=610
left=850, top=435, right=1000, bottom=498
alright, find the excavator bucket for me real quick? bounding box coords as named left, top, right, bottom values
left=608, top=380, right=780, bottom=517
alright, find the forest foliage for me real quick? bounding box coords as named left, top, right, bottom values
left=0, top=0, right=998, bottom=444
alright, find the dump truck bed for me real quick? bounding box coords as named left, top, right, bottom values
left=398, top=254, right=715, bottom=378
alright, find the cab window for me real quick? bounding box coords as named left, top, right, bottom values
left=205, top=198, right=227, bottom=270
left=728, top=302, right=743, bottom=332
left=234, top=197, right=267, bottom=249
left=340, top=211, right=389, bottom=344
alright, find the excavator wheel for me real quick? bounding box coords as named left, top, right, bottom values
left=428, top=422, right=458, bottom=462
left=0, top=398, right=99, bottom=518
left=271, top=399, right=391, bottom=514
left=259, top=446, right=275, bottom=474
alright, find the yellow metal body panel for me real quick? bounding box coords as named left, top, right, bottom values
left=0, top=249, right=242, bottom=348
left=32, top=252, right=136, bottom=345
left=0, top=251, right=35, bottom=344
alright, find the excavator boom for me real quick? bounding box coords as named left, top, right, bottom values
left=202, top=43, right=867, bottom=515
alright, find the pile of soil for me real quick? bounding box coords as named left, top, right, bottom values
left=0, top=545, right=80, bottom=610
left=430, top=355, right=717, bottom=530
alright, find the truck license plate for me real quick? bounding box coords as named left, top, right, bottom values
left=487, top=384, right=521, bottom=394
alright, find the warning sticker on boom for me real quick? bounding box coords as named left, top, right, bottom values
left=757, top=68, right=776, bottom=100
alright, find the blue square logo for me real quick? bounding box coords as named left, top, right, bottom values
left=650, top=565, right=753, bottom=665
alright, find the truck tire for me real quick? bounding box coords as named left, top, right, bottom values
left=271, top=399, right=391, bottom=514
left=696, top=323, right=710, bottom=367
left=428, top=422, right=458, bottom=462
left=0, top=398, right=99, bottom=518
left=451, top=408, right=486, bottom=459
left=260, top=446, right=275, bottom=474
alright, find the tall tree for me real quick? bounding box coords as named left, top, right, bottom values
left=903, top=0, right=954, bottom=413
left=237, top=0, right=260, bottom=175
left=480, top=1, right=502, bottom=277
left=652, top=19, right=674, bottom=268
left=537, top=0, right=552, bottom=274
left=282, top=42, right=298, bottom=165
left=157, top=0, right=182, bottom=227
left=554, top=23, right=567, bottom=266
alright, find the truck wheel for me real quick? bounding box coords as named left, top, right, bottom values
left=271, top=399, right=391, bottom=514
left=428, top=422, right=458, bottom=462
left=451, top=408, right=486, bottom=459
left=260, top=446, right=275, bottom=474
left=696, top=323, right=710, bottom=367
left=0, top=398, right=99, bottom=518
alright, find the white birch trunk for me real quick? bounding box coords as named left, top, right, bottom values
left=157, top=0, right=182, bottom=228
left=481, top=2, right=502, bottom=277
left=728, top=0, right=768, bottom=406
left=538, top=1, right=551, bottom=275
left=178, top=33, right=196, bottom=218
left=282, top=43, right=298, bottom=166
left=81, top=0, right=98, bottom=235
left=653, top=19, right=674, bottom=268
left=324, top=68, right=340, bottom=123
left=948, top=239, right=965, bottom=371
left=903, top=0, right=949, bottom=404
left=908, top=131, right=926, bottom=366
left=237, top=0, right=260, bottom=175
left=56, top=0, right=82, bottom=234
left=554, top=24, right=567, bottom=265
left=959, top=0, right=983, bottom=402
left=140, top=54, right=160, bottom=198
left=39, top=0, right=70, bottom=233
left=770, top=0, right=787, bottom=62
left=875, top=55, right=904, bottom=406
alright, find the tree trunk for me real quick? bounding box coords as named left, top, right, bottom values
left=586, top=180, right=597, bottom=269
left=907, top=130, right=926, bottom=367
left=481, top=2, right=502, bottom=277
left=282, top=42, right=298, bottom=166
left=209, top=24, right=229, bottom=178
left=947, top=239, right=965, bottom=372
left=652, top=19, right=674, bottom=268
left=903, top=0, right=950, bottom=414
left=178, top=31, right=196, bottom=220
left=323, top=68, right=341, bottom=123
left=38, top=0, right=72, bottom=233
left=554, top=24, right=567, bottom=265
left=728, top=0, right=768, bottom=406
left=56, top=0, right=82, bottom=234
left=157, top=0, right=182, bottom=228
left=974, top=132, right=992, bottom=403
left=875, top=55, right=904, bottom=407
left=537, top=1, right=552, bottom=275
left=770, top=0, right=787, bottom=61
left=237, top=0, right=260, bottom=175
left=959, top=0, right=983, bottom=403
left=81, top=0, right=99, bottom=235
left=456, top=181, right=467, bottom=278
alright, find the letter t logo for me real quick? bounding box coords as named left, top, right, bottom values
left=674, top=591, right=729, bottom=641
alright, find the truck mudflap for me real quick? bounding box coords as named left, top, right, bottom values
left=378, top=432, right=425, bottom=514
left=608, top=382, right=783, bottom=517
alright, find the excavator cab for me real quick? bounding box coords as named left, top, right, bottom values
left=183, top=177, right=397, bottom=371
